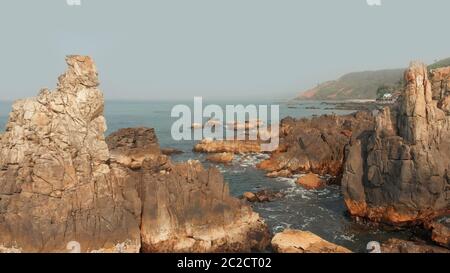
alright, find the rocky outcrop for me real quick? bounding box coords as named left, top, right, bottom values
left=206, top=152, right=234, bottom=164
left=108, top=128, right=270, bottom=253
left=342, top=62, right=450, bottom=225
left=257, top=112, right=375, bottom=178
left=194, top=139, right=262, bottom=154
left=0, top=56, right=141, bottom=252
left=296, top=173, right=326, bottom=190
left=242, top=190, right=284, bottom=203
left=0, top=56, right=270, bottom=253
left=160, top=147, right=183, bottom=156
left=425, top=216, right=450, bottom=248
left=381, top=238, right=450, bottom=253
left=271, top=230, right=352, bottom=253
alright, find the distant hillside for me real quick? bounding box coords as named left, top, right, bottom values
left=429, top=57, right=450, bottom=70
left=297, top=58, right=450, bottom=100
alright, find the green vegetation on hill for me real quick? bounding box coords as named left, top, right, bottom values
left=428, top=57, right=450, bottom=70
left=297, top=58, right=449, bottom=100
left=297, top=69, right=404, bottom=100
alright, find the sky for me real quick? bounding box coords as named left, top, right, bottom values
left=0, top=0, right=449, bottom=101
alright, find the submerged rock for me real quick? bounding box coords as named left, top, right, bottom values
left=242, top=190, right=284, bottom=203
left=342, top=62, right=450, bottom=225
left=271, top=230, right=352, bottom=253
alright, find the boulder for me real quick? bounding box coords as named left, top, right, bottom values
left=243, top=192, right=259, bottom=203
left=242, top=190, right=284, bottom=203
left=342, top=62, right=450, bottom=225
left=425, top=216, right=450, bottom=248
left=271, top=230, right=352, bottom=253
left=296, top=173, right=326, bottom=190
left=206, top=152, right=234, bottom=164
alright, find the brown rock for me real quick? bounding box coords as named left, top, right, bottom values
left=425, top=216, right=450, bottom=248
left=243, top=190, right=284, bottom=203
left=342, top=62, right=450, bottom=225
left=0, top=56, right=141, bottom=253
left=194, top=139, right=262, bottom=154
left=243, top=192, right=259, bottom=202
left=206, top=152, right=234, bottom=164
left=161, top=147, right=184, bottom=156
left=257, top=112, right=375, bottom=179
left=266, top=169, right=292, bottom=178
left=271, top=230, right=352, bottom=253
left=297, top=173, right=326, bottom=190
left=381, top=238, right=450, bottom=253
left=0, top=56, right=271, bottom=253
left=108, top=128, right=271, bottom=253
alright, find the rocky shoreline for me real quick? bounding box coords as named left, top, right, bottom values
left=194, top=62, right=450, bottom=252
left=0, top=56, right=449, bottom=253
left=0, top=56, right=270, bottom=253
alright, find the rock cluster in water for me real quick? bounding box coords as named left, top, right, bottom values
left=0, top=56, right=270, bottom=253
left=342, top=62, right=450, bottom=225
left=256, top=112, right=375, bottom=179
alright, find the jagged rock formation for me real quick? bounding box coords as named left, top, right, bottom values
left=0, top=56, right=270, bottom=253
left=342, top=62, right=450, bottom=225
left=0, top=56, right=141, bottom=252
left=271, top=229, right=352, bottom=253
left=257, top=112, right=375, bottom=179
left=107, top=128, right=270, bottom=253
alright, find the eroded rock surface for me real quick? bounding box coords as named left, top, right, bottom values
left=194, top=139, right=262, bottom=154
left=425, top=216, right=450, bottom=248
left=271, top=229, right=352, bottom=253
left=342, top=62, right=450, bottom=225
left=258, top=112, right=375, bottom=178
left=381, top=238, right=450, bottom=253
left=0, top=56, right=141, bottom=252
left=107, top=128, right=271, bottom=253
left=0, top=56, right=270, bottom=253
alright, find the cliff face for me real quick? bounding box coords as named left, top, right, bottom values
left=0, top=56, right=269, bottom=252
left=0, top=56, right=141, bottom=252
left=107, top=128, right=270, bottom=253
left=342, top=62, right=450, bottom=225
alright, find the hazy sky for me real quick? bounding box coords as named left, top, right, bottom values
left=0, top=0, right=449, bottom=101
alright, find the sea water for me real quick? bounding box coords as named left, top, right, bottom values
left=0, top=100, right=415, bottom=252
